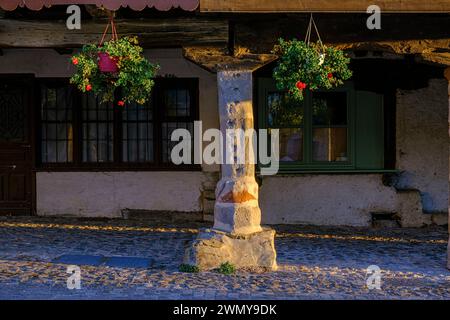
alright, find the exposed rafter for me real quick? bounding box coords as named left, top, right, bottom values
left=0, top=18, right=228, bottom=48
left=334, top=39, right=450, bottom=66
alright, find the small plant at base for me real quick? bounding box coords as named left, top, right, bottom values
left=179, top=264, right=200, bottom=273
left=217, top=262, right=236, bottom=275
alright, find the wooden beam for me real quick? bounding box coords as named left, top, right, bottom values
left=0, top=18, right=228, bottom=48
left=333, top=40, right=450, bottom=66
left=200, top=0, right=450, bottom=13
left=333, top=39, right=450, bottom=55
left=183, top=46, right=277, bottom=72
left=184, top=41, right=450, bottom=74
left=234, top=14, right=450, bottom=54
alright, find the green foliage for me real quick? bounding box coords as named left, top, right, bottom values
left=272, top=39, right=352, bottom=101
left=70, top=36, right=159, bottom=104
left=217, top=262, right=236, bottom=275
left=179, top=264, right=200, bottom=273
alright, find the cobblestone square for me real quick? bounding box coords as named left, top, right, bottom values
left=0, top=217, right=449, bottom=300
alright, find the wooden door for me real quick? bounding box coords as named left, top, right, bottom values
left=0, top=76, right=34, bottom=215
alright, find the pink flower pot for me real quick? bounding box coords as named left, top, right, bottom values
left=98, top=52, right=118, bottom=73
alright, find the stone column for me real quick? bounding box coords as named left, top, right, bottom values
left=445, top=67, right=450, bottom=270
left=213, top=70, right=262, bottom=235
left=184, top=70, right=277, bottom=271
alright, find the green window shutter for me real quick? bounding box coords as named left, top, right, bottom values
left=355, top=91, right=384, bottom=169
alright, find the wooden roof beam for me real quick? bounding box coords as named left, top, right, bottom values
left=0, top=18, right=228, bottom=48
left=200, top=0, right=450, bottom=13
left=182, top=46, right=277, bottom=72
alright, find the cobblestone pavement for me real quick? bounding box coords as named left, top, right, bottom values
left=0, top=216, right=449, bottom=300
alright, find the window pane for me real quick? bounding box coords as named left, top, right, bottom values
left=98, top=141, right=111, bottom=163
left=57, top=141, right=67, bottom=162
left=313, top=128, right=347, bottom=162
left=46, top=108, right=56, bottom=121
left=40, top=84, right=73, bottom=163
left=57, top=123, right=67, bottom=140
left=138, top=140, right=151, bottom=162
left=162, top=122, right=193, bottom=164
left=312, top=92, right=347, bottom=126
left=122, top=101, right=153, bottom=163
left=125, top=123, right=137, bottom=140
left=97, top=109, right=109, bottom=121
left=124, top=140, right=138, bottom=162
left=81, top=93, right=113, bottom=163
left=163, top=88, right=190, bottom=117
left=46, top=123, right=57, bottom=140
left=267, top=92, right=303, bottom=127
left=41, top=142, right=47, bottom=162
left=138, top=104, right=152, bottom=121
left=46, top=89, right=56, bottom=109
left=57, top=88, right=71, bottom=120
left=44, top=141, right=57, bottom=163
left=279, top=128, right=303, bottom=162
left=124, top=103, right=137, bottom=121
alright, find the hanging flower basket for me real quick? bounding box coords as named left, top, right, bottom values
left=70, top=18, right=159, bottom=106
left=97, top=52, right=119, bottom=73
left=272, top=16, right=352, bottom=101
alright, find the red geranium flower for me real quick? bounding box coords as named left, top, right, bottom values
left=117, top=100, right=125, bottom=107
left=85, top=84, right=92, bottom=91
left=72, top=57, right=79, bottom=65
left=327, top=73, right=333, bottom=79
left=296, top=81, right=307, bottom=90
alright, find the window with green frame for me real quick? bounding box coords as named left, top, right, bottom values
left=257, top=78, right=386, bottom=173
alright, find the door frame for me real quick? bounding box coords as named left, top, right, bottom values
left=0, top=74, right=36, bottom=215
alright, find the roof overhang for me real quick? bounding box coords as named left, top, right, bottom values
left=0, top=0, right=199, bottom=11
left=200, top=0, right=450, bottom=13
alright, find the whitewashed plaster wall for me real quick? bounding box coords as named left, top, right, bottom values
left=396, top=79, right=448, bottom=213
left=36, top=172, right=205, bottom=217
left=259, top=174, right=397, bottom=226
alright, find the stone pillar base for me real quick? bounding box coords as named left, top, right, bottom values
left=184, top=228, right=277, bottom=271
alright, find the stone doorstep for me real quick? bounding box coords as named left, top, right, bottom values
left=184, top=227, right=277, bottom=271
left=53, top=254, right=153, bottom=268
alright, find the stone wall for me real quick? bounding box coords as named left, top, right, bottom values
left=396, top=79, right=449, bottom=213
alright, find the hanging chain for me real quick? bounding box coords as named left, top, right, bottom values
left=99, top=14, right=118, bottom=47
left=304, top=14, right=325, bottom=52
